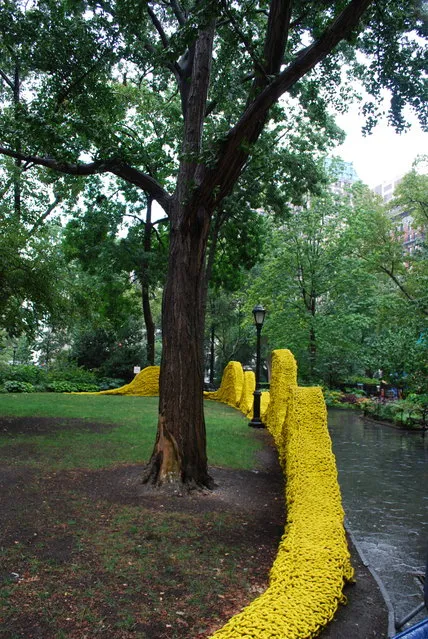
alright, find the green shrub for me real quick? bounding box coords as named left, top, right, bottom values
left=78, top=384, right=100, bottom=392
left=344, top=386, right=366, bottom=397
left=47, top=365, right=97, bottom=385
left=405, top=393, right=428, bottom=407
left=323, top=389, right=344, bottom=406
left=345, top=375, right=379, bottom=386
left=4, top=380, right=35, bottom=393
left=46, top=381, right=78, bottom=393
left=362, top=398, right=426, bottom=428
left=46, top=381, right=99, bottom=393
left=0, top=364, right=47, bottom=385
left=96, top=377, right=126, bottom=390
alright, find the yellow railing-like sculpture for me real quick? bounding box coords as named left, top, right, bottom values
left=209, top=350, right=354, bottom=639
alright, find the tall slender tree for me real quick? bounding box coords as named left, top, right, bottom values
left=0, top=1, right=426, bottom=489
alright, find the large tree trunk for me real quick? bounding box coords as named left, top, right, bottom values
left=142, top=284, right=155, bottom=366
left=142, top=21, right=216, bottom=491
left=142, top=201, right=214, bottom=491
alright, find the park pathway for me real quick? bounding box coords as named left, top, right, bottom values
left=328, top=409, right=428, bottom=628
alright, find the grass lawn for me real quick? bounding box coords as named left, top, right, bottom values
left=0, top=393, right=262, bottom=470
left=0, top=394, right=284, bottom=639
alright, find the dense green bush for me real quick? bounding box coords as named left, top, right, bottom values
left=0, top=363, right=101, bottom=390
left=4, top=380, right=35, bottom=393
left=46, top=381, right=99, bottom=393
left=47, top=365, right=98, bottom=385
left=0, top=363, right=128, bottom=393
left=323, top=388, right=371, bottom=410
left=406, top=393, right=428, bottom=407
left=0, top=364, right=47, bottom=386
left=323, top=389, right=344, bottom=406
left=363, top=397, right=427, bottom=428
left=96, top=377, right=126, bottom=390
left=343, top=387, right=366, bottom=397
left=345, top=375, right=379, bottom=386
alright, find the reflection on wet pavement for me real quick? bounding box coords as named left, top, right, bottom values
left=328, top=409, right=428, bottom=626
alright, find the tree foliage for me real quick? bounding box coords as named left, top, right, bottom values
left=246, top=171, right=427, bottom=389
left=0, top=0, right=426, bottom=489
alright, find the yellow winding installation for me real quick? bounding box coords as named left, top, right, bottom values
left=210, top=349, right=354, bottom=639
left=205, top=362, right=270, bottom=421
left=77, top=366, right=160, bottom=396
left=204, top=361, right=244, bottom=408
left=238, top=370, right=256, bottom=415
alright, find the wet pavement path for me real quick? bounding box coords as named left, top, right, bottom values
left=328, top=409, right=428, bottom=628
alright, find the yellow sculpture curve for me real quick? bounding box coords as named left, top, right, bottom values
left=76, top=366, right=160, bottom=396
left=210, top=350, right=354, bottom=639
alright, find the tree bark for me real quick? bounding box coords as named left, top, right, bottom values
left=142, top=20, right=216, bottom=490
left=308, top=296, right=317, bottom=379
left=142, top=201, right=214, bottom=490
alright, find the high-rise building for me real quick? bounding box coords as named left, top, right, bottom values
left=326, top=158, right=360, bottom=194
left=373, top=176, right=403, bottom=203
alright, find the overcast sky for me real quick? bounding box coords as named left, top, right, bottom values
left=333, top=106, right=427, bottom=188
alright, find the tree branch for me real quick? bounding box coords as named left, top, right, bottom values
left=145, top=5, right=185, bottom=101
left=55, top=48, right=111, bottom=110
left=262, top=0, right=293, bottom=76
left=147, top=5, right=170, bottom=49
left=0, top=67, right=14, bottom=90
left=219, top=0, right=267, bottom=79
left=169, top=0, right=186, bottom=26
left=110, top=163, right=171, bottom=213
left=197, top=0, right=374, bottom=207
left=154, top=216, right=169, bottom=225
left=381, top=265, right=423, bottom=308
left=176, top=22, right=216, bottom=207
left=0, top=146, right=172, bottom=212
left=27, top=197, right=63, bottom=237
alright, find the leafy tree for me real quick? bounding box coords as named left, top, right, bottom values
left=0, top=188, right=70, bottom=336
left=0, top=1, right=426, bottom=489
left=246, top=189, right=383, bottom=383
left=69, top=317, right=147, bottom=381
left=246, top=175, right=427, bottom=389
left=62, top=178, right=168, bottom=365
left=205, top=291, right=256, bottom=386
left=389, top=157, right=428, bottom=228
left=349, top=182, right=428, bottom=317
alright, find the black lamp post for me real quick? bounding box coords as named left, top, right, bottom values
left=249, top=304, right=266, bottom=428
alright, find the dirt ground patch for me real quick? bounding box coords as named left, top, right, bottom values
left=0, top=417, right=388, bottom=638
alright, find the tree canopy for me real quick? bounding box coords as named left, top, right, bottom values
left=1, top=0, right=427, bottom=490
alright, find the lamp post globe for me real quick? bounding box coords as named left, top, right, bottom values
left=249, top=304, right=266, bottom=428
left=252, top=304, right=266, bottom=327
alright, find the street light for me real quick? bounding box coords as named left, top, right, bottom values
left=249, top=304, right=266, bottom=428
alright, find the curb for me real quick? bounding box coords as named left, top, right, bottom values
left=345, top=522, right=396, bottom=638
